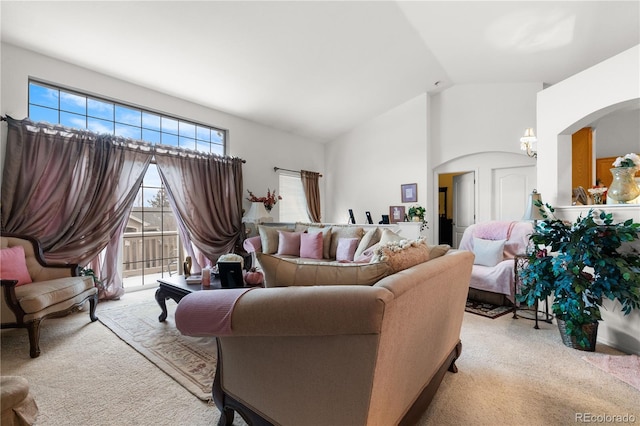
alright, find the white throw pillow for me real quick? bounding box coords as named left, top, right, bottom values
left=472, top=238, right=506, bottom=267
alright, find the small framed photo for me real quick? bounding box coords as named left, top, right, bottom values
left=401, top=183, right=417, bottom=203
left=389, top=206, right=406, bottom=224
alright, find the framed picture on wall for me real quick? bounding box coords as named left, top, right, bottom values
left=401, top=183, right=417, bottom=203
left=389, top=206, right=406, bottom=224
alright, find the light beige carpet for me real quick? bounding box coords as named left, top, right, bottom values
left=98, top=298, right=217, bottom=401
left=582, top=354, right=640, bottom=391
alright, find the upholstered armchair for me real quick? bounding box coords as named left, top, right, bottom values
left=0, top=233, right=98, bottom=358
left=458, top=221, right=533, bottom=305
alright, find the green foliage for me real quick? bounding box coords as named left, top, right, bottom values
left=79, top=267, right=107, bottom=291
left=517, top=202, right=640, bottom=347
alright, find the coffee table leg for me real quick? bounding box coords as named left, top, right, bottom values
left=155, top=287, right=168, bottom=322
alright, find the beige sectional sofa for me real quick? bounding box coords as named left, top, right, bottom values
left=177, top=237, right=473, bottom=425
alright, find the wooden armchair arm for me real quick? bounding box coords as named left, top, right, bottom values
left=1, top=279, right=26, bottom=321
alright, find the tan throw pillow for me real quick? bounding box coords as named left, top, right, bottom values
left=258, top=225, right=289, bottom=254
left=372, top=238, right=431, bottom=273
left=308, top=227, right=332, bottom=259
left=257, top=253, right=392, bottom=288
left=428, top=244, right=450, bottom=259
left=354, top=227, right=381, bottom=260
left=329, top=226, right=364, bottom=259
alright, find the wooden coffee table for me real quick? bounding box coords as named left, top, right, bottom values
left=155, top=275, right=221, bottom=322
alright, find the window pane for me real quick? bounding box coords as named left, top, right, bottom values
left=211, top=143, right=224, bottom=156
left=29, top=105, right=58, bottom=124
left=116, top=105, right=141, bottom=126
left=196, top=126, right=210, bottom=142
left=213, top=130, right=225, bottom=144
left=88, top=117, right=114, bottom=134
left=60, top=111, right=86, bottom=129
left=88, top=98, right=113, bottom=120
left=144, top=164, right=161, bottom=187
left=279, top=174, right=309, bottom=222
left=161, top=133, right=179, bottom=146
left=142, top=112, right=161, bottom=131
left=161, top=117, right=179, bottom=135
left=196, top=141, right=211, bottom=153
left=115, top=123, right=141, bottom=139
left=179, top=136, right=196, bottom=150
left=29, top=83, right=58, bottom=108
left=179, top=121, right=195, bottom=139
left=60, top=91, right=86, bottom=115
left=142, top=129, right=161, bottom=144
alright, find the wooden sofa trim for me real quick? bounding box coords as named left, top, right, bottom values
left=212, top=340, right=463, bottom=426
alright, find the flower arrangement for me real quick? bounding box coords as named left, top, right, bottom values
left=518, top=202, right=640, bottom=349
left=246, top=188, right=282, bottom=211
left=407, top=205, right=425, bottom=220
left=612, top=152, right=640, bottom=169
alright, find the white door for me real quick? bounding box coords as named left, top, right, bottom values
left=493, top=166, right=537, bottom=220
left=452, top=172, right=475, bottom=248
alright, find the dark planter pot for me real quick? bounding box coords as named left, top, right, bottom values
left=556, top=318, right=599, bottom=352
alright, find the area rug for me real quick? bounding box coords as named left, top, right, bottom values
left=98, top=300, right=217, bottom=401
left=582, top=354, right=640, bottom=391
left=465, top=299, right=513, bottom=319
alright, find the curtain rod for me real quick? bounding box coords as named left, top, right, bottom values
left=273, top=167, right=323, bottom=177
left=0, top=115, right=246, bottom=162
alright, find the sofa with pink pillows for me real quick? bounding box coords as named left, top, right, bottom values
left=245, top=222, right=441, bottom=261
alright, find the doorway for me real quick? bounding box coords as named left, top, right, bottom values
left=438, top=171, right=475, bottom=248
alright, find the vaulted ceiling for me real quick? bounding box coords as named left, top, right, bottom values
left=2, top=1, right=639, bottom=142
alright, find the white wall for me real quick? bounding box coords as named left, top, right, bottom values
left=325, top=94, right=430, bottom=237
left=594, top=108, right=640, bottom=158
left=429, top=83, right=540, bottom=225
left=0, top=43, right=326, bottom=220
left=537, top=44, right=640, bottom=207
left=430, top=83, right=543, bottom=166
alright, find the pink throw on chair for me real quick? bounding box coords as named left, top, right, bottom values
left=473, top=221, right=516, bottom=240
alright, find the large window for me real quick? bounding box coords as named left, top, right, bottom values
left=278, top=172, right=310, bottom=222
left=28, top=80, right=227, bottom=289
left=28, top=81, right=226, bottom=155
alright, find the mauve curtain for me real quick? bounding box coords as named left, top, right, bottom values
left=301, top=170, right=321, bottom=222
left=154, top=147, right=244, bottom=268
left=1, top=117, right=152, bottom=298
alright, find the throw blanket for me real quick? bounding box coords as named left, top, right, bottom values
left=175, top=288, right=256, bottom=337
left=473, top=221, right=516, bottom=240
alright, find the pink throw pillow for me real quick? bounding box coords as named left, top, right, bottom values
left=336, top=237, right=360, bottom=262
left=300, top=232, right=323, bottom=259
left=0, top=246, right=32, bottom=286
left=277, top=231, right=302, bottom=256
